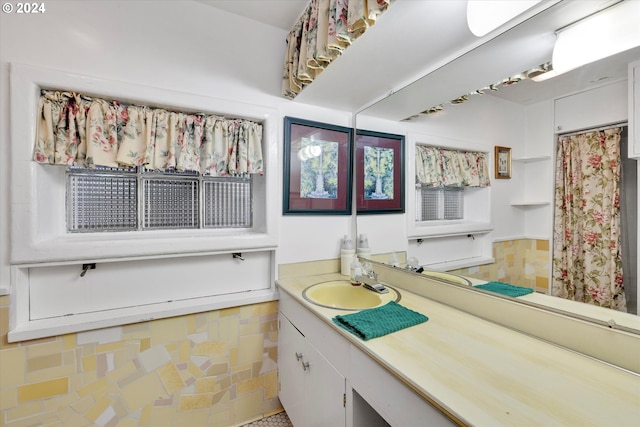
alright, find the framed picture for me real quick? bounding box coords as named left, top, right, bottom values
left=283, top=116, right=353, bottom=215
left=355, top=129, right=405, bottom=214
left=494, top=146, right=511, bottom=179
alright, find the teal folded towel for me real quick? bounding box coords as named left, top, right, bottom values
left=475, top=281, right=534, bottom=297
left=332, top=301, right=428, bottom=341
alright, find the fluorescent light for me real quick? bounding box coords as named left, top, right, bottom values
left=531, top=68, right=563, bottom=82
left=467, top=0, right=542, bottom=37
left=552, top=0, right=640, bottom=76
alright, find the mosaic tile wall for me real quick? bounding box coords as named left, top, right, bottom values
left=449, top=239, right=551, bottom=293
left=0, top=299, right=282, bottom=427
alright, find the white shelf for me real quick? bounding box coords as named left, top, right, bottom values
left=424, top=256, right=495, bottom=271
left=510, top=201, right=551, bottom=207
left=512, top=156, right=551, bottom=163
left=408, top=221, right=493, bottom=240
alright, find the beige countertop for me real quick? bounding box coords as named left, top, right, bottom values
left=277, top=272, right=640, bottom=427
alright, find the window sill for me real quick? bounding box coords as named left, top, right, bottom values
left=9, top=288, right=278, bottom=342
left=12, top=230, right=278, bottom=265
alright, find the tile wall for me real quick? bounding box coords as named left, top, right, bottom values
left=449, top=239, right=550, bottom=293
left=0, top=299, right=282, bottom=427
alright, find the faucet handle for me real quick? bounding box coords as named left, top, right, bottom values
left=361, top=261, right=376, bottom=279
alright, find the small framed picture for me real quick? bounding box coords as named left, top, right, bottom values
left=494, top=146, right=511, bottom=179
left=283, top=116, right=353, bottom=215
left=355, top=129, right=405, bottom=214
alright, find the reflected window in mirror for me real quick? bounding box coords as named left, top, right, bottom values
left=416, top=186, right=463, bottom=221
left=414, top=145, right=490, bottom=224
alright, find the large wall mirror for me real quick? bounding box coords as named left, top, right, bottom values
left=351, top=0, right=640, bottom=332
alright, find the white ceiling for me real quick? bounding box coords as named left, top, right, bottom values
left=196, top=0, right=639, bottom=118
left=195, top=0, right=307, bottom=31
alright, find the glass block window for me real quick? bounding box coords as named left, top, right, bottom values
left=143, top=176, right=199, bottom=229
left=66, top=167, right=252, bottom=232
left=416, top=186, right=463, bottom=221
left=204, top=177, right=252, bottom=228
left=67, top=167, right=137, bottom=232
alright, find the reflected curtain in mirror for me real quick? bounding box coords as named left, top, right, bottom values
left=415, top=145, right=490, bottom=187
left=552, top=127, right=626, bottom=312
left=282, top=0, right=395, bottom=99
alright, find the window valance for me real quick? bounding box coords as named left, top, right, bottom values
left=33, top=90, right=264, bottom=175
left=416, top=145, right=490, bottom=187
left=282, top=0, right=395, bottom=99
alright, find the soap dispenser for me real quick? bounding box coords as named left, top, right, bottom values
left=340, top=235, right=355, bottom=276
left=350, top=255, right=362, bottom=285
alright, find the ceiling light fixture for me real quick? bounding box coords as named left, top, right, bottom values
left=547, top=0, right=640, bottom=79
left=410, top=62, right=552, bottom=120
left=466, top=0, right=542, bottom=37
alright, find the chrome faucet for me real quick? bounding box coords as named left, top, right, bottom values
left=358, top=272, right=389, bottom=294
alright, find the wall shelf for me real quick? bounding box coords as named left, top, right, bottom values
left=408, top=221, right=493, bottom=240
left=512, top=156, right=551, bottom=163
left=510, top=201, right=551, bottom=207
left=511, top=156, right=552, bottom=207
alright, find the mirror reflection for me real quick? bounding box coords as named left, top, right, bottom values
left=364, top=257, right=640, bottom=336
left=353, top=2, right=640, bottom=329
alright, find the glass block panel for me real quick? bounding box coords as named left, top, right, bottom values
left=418, top=186, right=464, bottom=221
left=67, top=172, right=137, bottom=232
left=420, top=187, right=440, bottom=221
left=143, top=177, right=199, bottom=229
left=443, top=187, right=464, bottom=220
left=204, top=177, right=252, bottom=228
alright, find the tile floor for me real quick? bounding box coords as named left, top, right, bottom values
left=242, top=411, right=293, bottom=427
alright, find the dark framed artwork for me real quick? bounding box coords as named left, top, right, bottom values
left=283, top=116, right=353, bottom=215
left=494, top=146, right=512, bottom=179
left=355, top=129, right=405, bottom=214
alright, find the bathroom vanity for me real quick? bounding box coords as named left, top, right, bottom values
left=276, top=267, right=640, bottom=426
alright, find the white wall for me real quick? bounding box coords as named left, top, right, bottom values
left=0, top=0, right=355, bottom=294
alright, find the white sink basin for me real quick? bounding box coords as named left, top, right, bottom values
left=421, top=271, right=472, bottom=286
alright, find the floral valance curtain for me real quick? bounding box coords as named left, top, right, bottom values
left=282, top=0, right=395, bottom=99
left=416, top=145, right=490, bottom=187
left=33, top=90, right=264, bottom=175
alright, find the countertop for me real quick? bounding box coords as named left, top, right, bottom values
left=277, top=272, right=640, bottom=426
left=516, top=289, right=640, bottom=331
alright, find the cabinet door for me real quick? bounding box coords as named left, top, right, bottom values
left=279, top=312, right=347, bottom=427
left=304, top=340, right=346, bottom=427
left=278, top=313, right=306, bottom=427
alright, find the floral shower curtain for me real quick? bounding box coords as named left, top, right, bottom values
left=33, top=90, right=264, bottom=175
left=552, top=128, right=627, bottom=312
left=282, top=0, right=395, bottom=99
left=415, top=145, right=490, bottom=187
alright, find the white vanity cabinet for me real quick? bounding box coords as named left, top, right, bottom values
left=277, top=288, right=457, bottom=427
left=278, top=312, right=346, bottom=427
